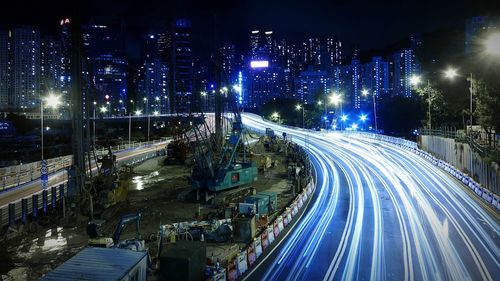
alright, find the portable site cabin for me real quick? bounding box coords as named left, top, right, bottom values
left=40, top=247, right=148, bottom=281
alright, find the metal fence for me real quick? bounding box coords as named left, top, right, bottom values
left=0, top=138, right=169, bottom=192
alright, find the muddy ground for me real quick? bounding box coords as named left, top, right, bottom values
left=0, top=138, right=294, bottom=281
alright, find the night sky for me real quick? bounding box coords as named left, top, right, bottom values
left=1, top=0, right=499, bottom=60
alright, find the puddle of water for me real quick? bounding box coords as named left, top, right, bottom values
left=14, top=227, right=68, bottom=260
left=131, top=171, right=162, bottom=191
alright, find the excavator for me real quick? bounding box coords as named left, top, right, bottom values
left=87, top=212, right=145, bottom=251
left=92, top=146, right=129, bottom=209
left=164, top=117, right=191, bottom=165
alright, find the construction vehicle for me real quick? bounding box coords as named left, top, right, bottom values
left=87, top=212, right=145, bottom=251
left=90, top=147, right=129, bottom=210
left=190, top=107, right=258, bottom=195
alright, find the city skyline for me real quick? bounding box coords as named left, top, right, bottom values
left=1, top=0, right=499, bottom=60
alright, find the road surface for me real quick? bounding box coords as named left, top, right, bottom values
left=241, top=113, right=499, bottom=281
left=0, top=142, right=167, bottom=208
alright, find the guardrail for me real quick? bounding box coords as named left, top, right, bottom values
left=343, top=131, right=418, bottom=149
left=1, top=147, right=165, bottom=229
left=345, top=132, right=500, bottom=212
left=0, top=138, right=169, bottom=192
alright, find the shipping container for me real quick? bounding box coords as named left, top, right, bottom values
left=40, top=247, right=148, bottom=281
left=244, top=195, right=269, bottom=215
left=258, top=191, right=278, bottom=213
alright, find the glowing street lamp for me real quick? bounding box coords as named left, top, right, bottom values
left=271, top=112, right=280, bottom=123
left=361, top=89, right=378, bottom=132
left=484, top=32, right=500, bottom=56
left=329, top=93, right=344, bottom=129
left=329, top=93, right=342, bottom=105
left=351, top=123, right=358, bottom=130
left=444, top=67, right=458, bottom=80
left=153, top=110, right=159, bottom=116
left=410, top=75, right=432, bottom=130
left=360, top=114, right=367, bottom=122
left=41, top=93, right=61, bottom=160
left=341, top=114, right=348, bottom=122
left=135, top=110, right=142, bottom=116
left=232, top=85, right=242, bottom=92
left=410, top=75, right=422, bottom=86
left=296, top=104, right=305, bottom=128
left=100, top=106, right=107, bottom=113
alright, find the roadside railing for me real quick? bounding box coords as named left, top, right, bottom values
left=345, top=132, right=500, bottom=212
left=0, top=138, right=169, bottom=192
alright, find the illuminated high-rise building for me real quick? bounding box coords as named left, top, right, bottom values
left=361, top=56, right=389, bottom=109
left=137, top=34, right=170, bottom=114
left=391, top=49, right=418, bottom=98
left=250, top=30, right=260, bottom=59
left=41, top=36, right=62, bottom=94
left=84, top=17, right=128, bottom=115
left=0, top=31, right=8, bottom=110
left=10, top=26, right=41, bottom=111
left=295, top=67, right=330, bottom=104
left=220, top=43, right=236, bottom=83
left=59, top=18, right=72, bottom=109
left=172, top=18, right=193, bottom=113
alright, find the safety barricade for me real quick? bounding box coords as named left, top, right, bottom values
left=230, top=177, right=316, bottom=280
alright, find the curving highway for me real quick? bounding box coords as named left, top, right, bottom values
left=241, top=113, right=500, bottom=281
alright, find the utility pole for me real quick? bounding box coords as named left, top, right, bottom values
left=468, top=73, right=474, bottom=178
left=213, top=14, right=222, bottom=147
left=427, top=80, right=431, bottom=131
left=372, top=93, right=378, bottom=132
left=70, top=7, right=85, bottom=200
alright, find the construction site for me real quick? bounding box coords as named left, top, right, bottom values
left=0, top=13, right=313, bottom=281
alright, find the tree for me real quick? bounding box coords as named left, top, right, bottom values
left=414, top=82, right=450, bottom=129
left=474, top=79, right=500, bottom=147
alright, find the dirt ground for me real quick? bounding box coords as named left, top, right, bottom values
left=0, top=138, right=295, bottom=280
left=0, top=158, right=195, bottom=281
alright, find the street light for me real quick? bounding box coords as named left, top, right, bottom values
left=201, top=91, right=207, bottom=111
left=271, top=112, right=280, bottom=123
left=100, top=106, right=107, bottom=113
left=443, top=69, right=475, bottom=178
left=329, top=93, right=343, bottom=130
left=92, top=101, right=97, bottom=148
left=41, top=93, right=61, bottom=160
left=444, top=67, right=459, bottom=80
left=484, top=32, right=500, bottom=56
left=296, top=104, right=305, bottom=128
left=410, top=75, right=432, bottom=130
left=362, top=89, right=378, bottom=132
left=410, top=75, right=422, bottom=86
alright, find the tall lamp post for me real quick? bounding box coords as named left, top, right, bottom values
left=329, top=92, right=343, bottom=130
left=296, top=104, right=305, bottom=128
left=92, top=101, right=97, bottom=148
left=361, top=89, right=378, bottom=132
left=443, top=67, right=475, bottom=178
left=41, top=93, right=62, bottom=160
left=143, top=97, right=150, bottom=143
left=410, top=75, right=432, bottom=131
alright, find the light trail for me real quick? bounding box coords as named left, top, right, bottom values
left=241, top=113, right=500, bottom=281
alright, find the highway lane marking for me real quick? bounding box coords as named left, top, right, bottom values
left=379, top=143, right=494, bottom=281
